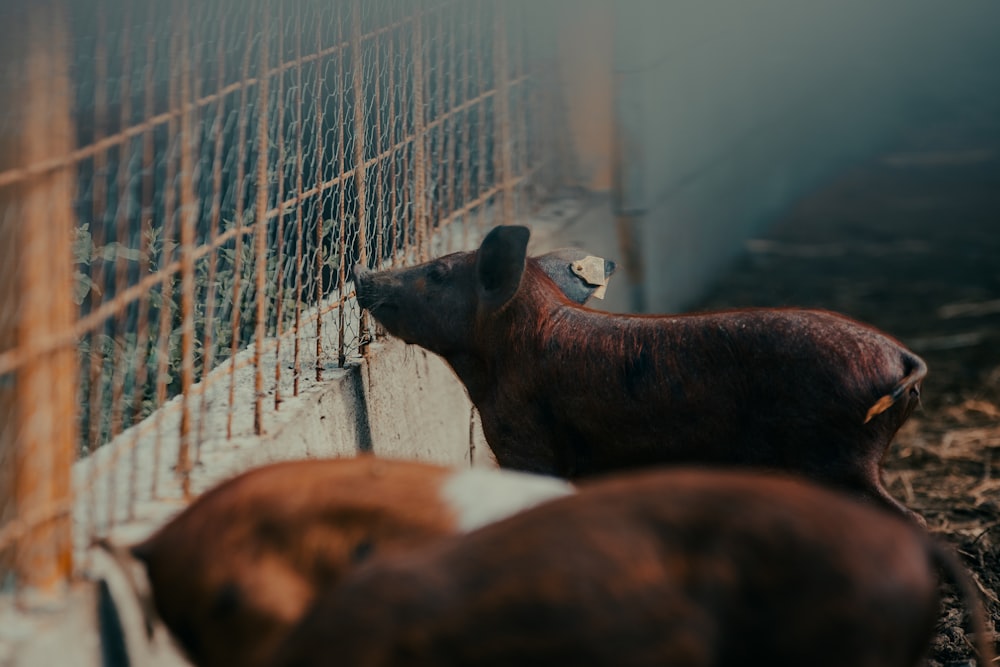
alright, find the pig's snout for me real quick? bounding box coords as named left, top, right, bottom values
left=352, top=264, right=375, bottom=309
left=352, top=264, right=371, bottom=284
left=352, top=266, right=400, bottom=324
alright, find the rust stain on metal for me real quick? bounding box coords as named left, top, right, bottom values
left=493, top=0, right=514, bottom=227
left=227, top=9, right=257, bottom=438
left=352, top=0, right=370, bottom=358
left=198, top=12, right=229, bottom=457
left=337, top=2, right=349, bottom=369
left=412, top=7, right=428, bottom=261
left=0, top=0, right=561, bottom=599
left=254, top=7, right=271, bottom=436
left=0, top=0, right=78, bottom=597
left=178, top=3, right=197, bottom=495
left=314, top=12, right=325, bottom=383
left=293, top=4, right=305, bottom=396
left=274, top=3, right=287, bottom=410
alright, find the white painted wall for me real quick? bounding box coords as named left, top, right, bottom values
left=611, top=0, right=1000, bottom=311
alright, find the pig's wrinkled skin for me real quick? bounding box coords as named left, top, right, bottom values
left=354, top=225, right=927, bottom=521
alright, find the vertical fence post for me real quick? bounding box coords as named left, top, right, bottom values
left=0, top=0, right=77, bottom=602
left=227, top=11, right=256, bottom=437
left=351, top=0, right=370, bottom=356
left=492, top=0, right=513, bottom=227
left=412, top=6, right=428, bottom=260
left=254, top=6, right=271, bottom=435
left=475, top=0, right=487, bottom=231
left=293, top=3, right=305, bottom=395
left=197, top=9, right=229, bottom=455
left=177, top=0, right=197, bottom=495
left=372, top=20, right=384, bottom=276
left=335, top=2, right=348, bottom=368
left=386, top=7, right=399, bottom=269
left=314, top=10, right=326, bottom=382
left=129, top=23, right=157, bottom=517
left=274, top=2, right=287, bottom=409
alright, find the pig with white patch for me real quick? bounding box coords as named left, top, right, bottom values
left=93, top=457, right=573, bottom=667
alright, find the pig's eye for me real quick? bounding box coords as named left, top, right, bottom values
left=427, top=264, right=448, bottom=283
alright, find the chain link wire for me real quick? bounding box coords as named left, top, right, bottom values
left=0, top=0, right=563, bottom=590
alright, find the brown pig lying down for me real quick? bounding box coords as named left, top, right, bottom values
left=268, top=468, right=994, bottom=667
left=354, top=225, right=928, bottom=521
left=92, top=457, right=573, bottom=667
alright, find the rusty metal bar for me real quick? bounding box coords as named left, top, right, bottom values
left=373, top=19, right=385, bottom=274
left=0, top=181, right=526, bottom=543
left=336, top=0, right=349, bottom=368
left=460, top=0, right=473, bottom=249
left=0, top=222, right=247, bottom=378
left=0, top=28, right=352, bottom=190
left=314, top=10, right=326, bottom=382
left=412, top=7, right=428, bottom=261
left=351, top=0, right=370, bottom=357
left=0, top=0, right=77, bottom=599
left=226, top=10, right=256, bottom=439
left=476, top=0, right=488, bottom=231
left=387, top=14, right=399, bottom=269
left=0, top=0, right=558, bottom=579
left=196, top=10, right=229, bottom=457
left=86, top=7, right=109, bottom=464
left=293, top=3, right=305, bottom=396
left=427, top=3, right=443, bottom=237
left=274, top=4, right=286, bottom=410
left=151, top=24, right=181, bottom=498
left=493, top=0, right=513, bottom=227
left=176, top=3, right=197, bottom=496
left=253, top=6, right=271, bottom=435
left=105, top=1, right=135, bottom=530
left=0, top=8, right=438, bottom=193
left=400, top=4, right=411, bottom=263
left=1, top=0, right=548, bottom=544
left=0, top=60, right=527, bottom=380
left=443, top=2, right=459, bottom=248
left=127, top=26, right=157, bottom=518
left=511, top=0, right=529, bottom=219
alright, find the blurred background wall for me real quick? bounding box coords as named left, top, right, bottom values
left=543, top=0, right=1000, bottom=311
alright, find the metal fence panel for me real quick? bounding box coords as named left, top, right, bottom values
left=0, top=0, right=562, bottom=594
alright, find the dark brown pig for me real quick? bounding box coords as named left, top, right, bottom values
left=267, top=468, right=995, bottom=667
left=353, top=225, right=928, bottom=519
left=93, top=456, right=573, bottom=667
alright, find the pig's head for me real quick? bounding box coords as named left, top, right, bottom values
left=352, top=225, right=528, bottom=355
left=353, top=225, right=613, bottom=356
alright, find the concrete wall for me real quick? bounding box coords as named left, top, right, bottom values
left=609, top=0, right=1000, bottom=311
left=551, top=1, right=616, bottom=191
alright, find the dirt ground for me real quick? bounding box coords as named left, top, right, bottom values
left=693, top=101, right=1000, bottom=665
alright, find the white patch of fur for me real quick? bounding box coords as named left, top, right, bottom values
left=441, top=467, right=576, bottom=532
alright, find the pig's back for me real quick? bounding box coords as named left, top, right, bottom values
left=483, top=307, right=914, bottom=478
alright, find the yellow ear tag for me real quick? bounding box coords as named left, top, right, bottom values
left=571, top=256, right=608, bottom=300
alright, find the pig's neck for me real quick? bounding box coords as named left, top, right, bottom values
left=459, top=293, right=638, bottom=405
left=445, top=352, right=494, bottom=405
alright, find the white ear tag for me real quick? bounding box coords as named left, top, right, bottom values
left=571, top=256, right=608, bottom=300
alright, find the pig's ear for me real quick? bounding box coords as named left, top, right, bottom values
left=476, top=225, right=529, bottom=311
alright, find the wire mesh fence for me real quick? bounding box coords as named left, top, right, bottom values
left=0, top=0, right=565, bottom=597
